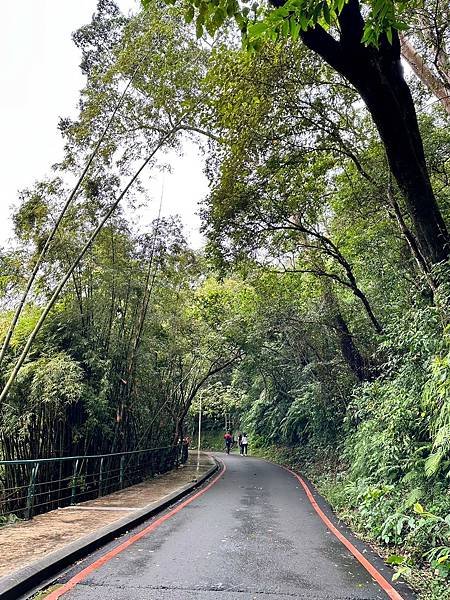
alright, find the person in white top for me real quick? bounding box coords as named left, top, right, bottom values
left=241, top=433, right=248, bottom=455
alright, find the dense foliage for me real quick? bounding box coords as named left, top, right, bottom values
left=1, top=0, right=450, bottom=595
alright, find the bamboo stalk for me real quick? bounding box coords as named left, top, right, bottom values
left=0, top=127, right=179, bottom=404
left=0, top=61, right=146, bottom=368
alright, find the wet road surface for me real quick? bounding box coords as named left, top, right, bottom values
left=53, top=454, right=414, bottom=600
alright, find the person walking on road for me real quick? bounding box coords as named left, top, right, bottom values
left=224, top=431, right=233, bottom=454
left=237, top=432, right=243, bottom=455
left=241, top=433, right=248, bottom=455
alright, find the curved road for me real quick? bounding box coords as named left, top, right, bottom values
left=48, top=454, right=415, bottom=600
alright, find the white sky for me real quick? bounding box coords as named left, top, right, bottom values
left=0, top=0, right=208, bottom=249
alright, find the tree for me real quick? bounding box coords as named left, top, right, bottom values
left=0, top=0, right=212, bottom=401
left=200, top=42, right=389, bottom=335
left=151, top=0, right=450, bottom=269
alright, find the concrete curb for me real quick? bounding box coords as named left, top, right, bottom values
left=0, top=458, right=219, bottom=600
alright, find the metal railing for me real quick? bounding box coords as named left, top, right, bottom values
left=0, top=444, right=187, bottom=522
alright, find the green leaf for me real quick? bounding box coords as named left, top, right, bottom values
left=185, top=5, right=195, bottom=24
left=323, top=2, right=331, bottom=25
left=387, top=555, right=405, bottom=565
left=425, top=452, right=442, bottom=477
left=248, top=21, right=268, bottom=38
left=393, top=20, right=408, bottom=31
left=226, top=0, right=236, bottom=17
left=312, top=2, right=323, bottom=21
left=289, top=16, right=301, bottom=40
left=386, top=27, right=393, bottom=45
left=206, top=20, right=216, bottom=35
left=413, top=502, right=425, bottom=514
left=299, top=13, right=309, bottom=30
left=195, top=20, right=204, bottom=38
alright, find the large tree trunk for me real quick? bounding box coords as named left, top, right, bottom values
left=295, top=0, right=450, bottom=268
left=348, top=45, right=449, bottom=267
left=321, top=283, right=372, bottom=381
left=332, top=311, right=368, bottom=382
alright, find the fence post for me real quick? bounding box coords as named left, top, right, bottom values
left=71, top=459, right=79, bottom=505
left=119, top=455, right=125, bottom=489
left=98, top=457, right=104, bottom=498
left=25, top=462, right=40, bottom=520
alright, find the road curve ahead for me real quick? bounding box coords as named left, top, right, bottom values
left=50, top=454, right=415, bottom=600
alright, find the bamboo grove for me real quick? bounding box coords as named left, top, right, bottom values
left=1, top=0, right=450, bottom=594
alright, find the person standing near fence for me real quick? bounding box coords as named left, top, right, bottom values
left=241, top=433, right=248, bottom=455
left=181, top=435, right=190, bottom=463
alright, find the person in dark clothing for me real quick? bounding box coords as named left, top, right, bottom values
left=238, top=432, right=243, bottom=455
left=224, top=431, right=233, bottom=454
left=181, top=435, right=190, bottom=463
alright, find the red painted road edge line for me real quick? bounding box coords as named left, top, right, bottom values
left=283, top=466, right=405, bottom=600
left=45, top=461, right=226, bottom=599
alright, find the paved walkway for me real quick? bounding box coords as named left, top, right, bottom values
left=46, top=454, right=415, bottom=600
left=0, top=453, right=212, bottom=578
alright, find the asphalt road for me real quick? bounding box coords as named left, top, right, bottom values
left=52, top=454, right=415, bottom=600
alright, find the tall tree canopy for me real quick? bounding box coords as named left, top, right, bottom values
left=150, top=0, right=450, bottom=271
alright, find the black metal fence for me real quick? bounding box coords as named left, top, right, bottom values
left=0, top=444, right=187, bottom=521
